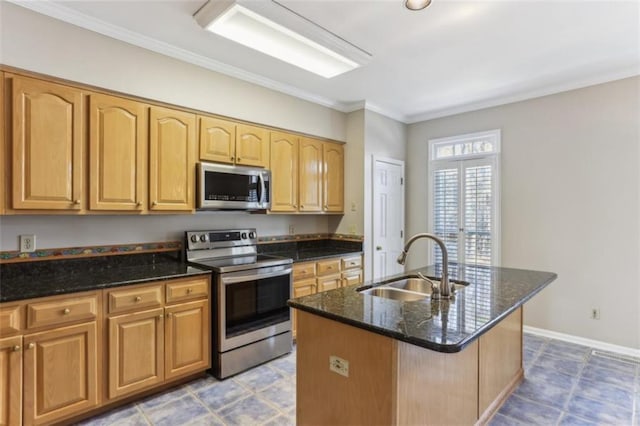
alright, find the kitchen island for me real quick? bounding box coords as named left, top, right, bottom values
left=288, top=264, right=556, bottom=425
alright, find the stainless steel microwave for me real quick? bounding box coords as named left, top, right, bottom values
left=197, top=162, right=271, bottom=210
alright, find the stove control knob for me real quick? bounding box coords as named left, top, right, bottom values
left=241, top=232, right=248, bottom=240
left=248, top=231, right=256, bottom=239
left=190, top=235, right=199, bottom=243
left=200, top=234, right=208, bottom=242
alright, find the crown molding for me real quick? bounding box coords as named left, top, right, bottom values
left=6, top=0, right=353, bottom=112
left=406, top=66, right=640, bottom=124
left=342, top=100, right=410, bottom=123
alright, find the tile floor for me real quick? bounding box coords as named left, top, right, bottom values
left=77, top=333, right=639, bottom=426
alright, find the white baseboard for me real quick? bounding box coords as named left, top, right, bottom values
left=523, top=325, right=640, bottom=360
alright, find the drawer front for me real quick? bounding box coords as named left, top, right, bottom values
left=341, top=255, right=362, bottom=271
left=342, top=270, right=363, bottom=287
left=27, top=294, right=98, bottom=329
left=0, top=304, right=23, bottom=335
left=317, top=259, right=341, bottom=276
left=166, top=277, right=209, bottom=303
left=108, top=285, right=163, bottom=315
left=293, top=262, right=316, bottom=280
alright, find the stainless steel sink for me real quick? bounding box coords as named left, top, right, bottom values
left=358, top=287, right=428, bottom=302
left=357, top=275, right=469, bottom=301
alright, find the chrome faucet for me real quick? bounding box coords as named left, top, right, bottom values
left=397, top=233, right=452, bottom=299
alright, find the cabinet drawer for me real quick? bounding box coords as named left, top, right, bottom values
left=341, top=255, right=362, bottom=271
left=166, top=277, right=209, bottom=303
left=27, top=294, right=98, bottom=329
left=317, top=259, right=340, bottom=276
left=342, top=270, right=363, bottom=287
left=108, top=284, right=163, bottom=315
left=293, top=262, right=316, bottom=280
left=0, top=304, right=23, bottom=335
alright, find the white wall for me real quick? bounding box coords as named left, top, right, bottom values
left=407, top=76, right=640, bottom=349
left=0, top=3, right=346, bottom=251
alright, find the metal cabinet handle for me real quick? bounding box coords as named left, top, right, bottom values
left=237, top=157, right=241, bottom=162
left=135, top=296, right=142, bottom=302
left=300, top=205, right=304, bottom=208
left=230, top=156, right=235, bottom=161
left=13, top=345, right=20, bottom=352
left=63, top=308, right=71, bottom=315
left=152, top=201, right=158, bottom=207
left=186, top=288, right=193, bottom=294
left=136, top=202, right=142, bottom=207
left=166, top=312, right=173, bottom=318
left=293, top=204, right=297, bottom=208
left=28, top=343, right=35, bottom=349
left=73, top=200, right=81, bottom=205
left=157, top=315, right=163, bottom=320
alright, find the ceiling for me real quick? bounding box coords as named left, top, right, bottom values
left=11, top=0, right=640, bottom=123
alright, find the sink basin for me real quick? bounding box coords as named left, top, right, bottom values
left=357, top=275, right=470, bottom=301
left=358, top=287, right=428, bottom=302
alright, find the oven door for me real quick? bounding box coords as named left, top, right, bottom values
left=218, top=264, right=292, bottom=352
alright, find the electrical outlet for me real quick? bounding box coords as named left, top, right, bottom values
left=289, top=225, right=295, bottom=235
left=19, top=234, right=36, bottom=253
left=591, top=308, right=600, bottom=320
left=329, top=355, right=349, bottom=377
left=351, top=201, right=357, bottom=212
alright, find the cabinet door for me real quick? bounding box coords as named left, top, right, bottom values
left=89, top=94, right=147, bottom=211
left=108, top=308, right=164, bottom=399
left=149, top=106, right=196, bottom=211
left=0, top=73, right=5, bottom=214
left=317, top=274, right=341, bottom=293
left=292, top=278, right=316, bottom=338
left=269, top=131, right=298, bottom=212
left=23, top=322, right=98, bottom=425
left=165, top=300, right=209, bottom=380
left=323, top=142, right=344, bottom=212
left=199, top=116, right=235, bottom=164
left=298, top=137, right=323, bottom=212
left=0, top=336, right=22, bottom=426
left=236, top=124, right=268, bottom=167
left=12, top=76, right=83, bottom=210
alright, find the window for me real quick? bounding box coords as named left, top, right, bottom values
left=428, top=130, right=500, bottom=266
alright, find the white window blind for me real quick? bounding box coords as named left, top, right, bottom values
left=429, top=130, right=500, bottom=267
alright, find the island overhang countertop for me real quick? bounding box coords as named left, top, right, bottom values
left=288, top=263, right=557, bottom=353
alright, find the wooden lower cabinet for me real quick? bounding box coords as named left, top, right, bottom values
left=108, top=308, right=164, bottom=399
left=0, top=335, right=23, bottom=426
left=23, top=322, right=99, bottom=425
left=165, top=300, right=209, bottom=380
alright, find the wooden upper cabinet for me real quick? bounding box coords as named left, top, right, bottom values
left=89, top=94, right=147, bottom=211
left=199, top=116, right=235, bottom=164
left=323, top=142, right=344, bottom=212
left=269, top=131, right=299, bottom=212
left=1, top=73, right=5, bottom=215
left=298, top=137, right=323, bottom=212
left=149, top=106, right=196, bottom=211
left=236, top=124, right=268, bottom=167
left=11, top=76, right=83, bottom=210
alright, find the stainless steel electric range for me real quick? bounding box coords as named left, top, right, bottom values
left=185, top=229, right=293, bottom=379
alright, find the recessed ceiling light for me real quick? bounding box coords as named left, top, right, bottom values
left=194, top=0, right=371, bottom=78
left=405, top=0, right=432, bottom=11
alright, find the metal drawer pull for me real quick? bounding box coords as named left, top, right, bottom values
left=186, top=288, right=193, bottom=294
left=135, top=296, right=142, bottom=302
left=13, top=345, right=20, bottom=352
left=167, top=312, right=173, bottom=318
left=28, top=343, right=35, bottom=349
left=63, top=308, right=71, bottom=315
left=157, top=315, right=163, bottom=320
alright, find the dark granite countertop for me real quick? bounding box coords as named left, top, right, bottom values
left=266, top=248, right=363, bottom=262
left=288, top=263, right=556, bottom=353
left=0, top=253, right=210, bottom=303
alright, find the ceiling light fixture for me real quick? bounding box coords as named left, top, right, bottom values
left=405, top=0, right=432, bottom=11
left=194, top=0, right=371, bottom=78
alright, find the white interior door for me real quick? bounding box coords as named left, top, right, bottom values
left=372, top=157, right=405, bottom=280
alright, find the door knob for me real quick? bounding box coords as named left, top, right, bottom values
left=376, top=246, right=382, bottom=251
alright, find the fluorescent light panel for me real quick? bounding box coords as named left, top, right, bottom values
left=195, top=1, right=370, bottom=78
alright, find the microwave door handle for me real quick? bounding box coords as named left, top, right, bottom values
left=221, top=268, right=292, bottom=285
left=257, top=173, right=266, bottom=203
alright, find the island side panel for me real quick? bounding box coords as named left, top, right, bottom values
left=478, top=307, right=524, bottom=422
left=295, top=310, right=397, bottom=426
left=396, top=339, right=479, bottom=425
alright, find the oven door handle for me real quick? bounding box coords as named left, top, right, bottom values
left=221, top=267, right=292, bottom=285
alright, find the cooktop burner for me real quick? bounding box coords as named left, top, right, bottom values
left=189, top=254, right=291, bottom=273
